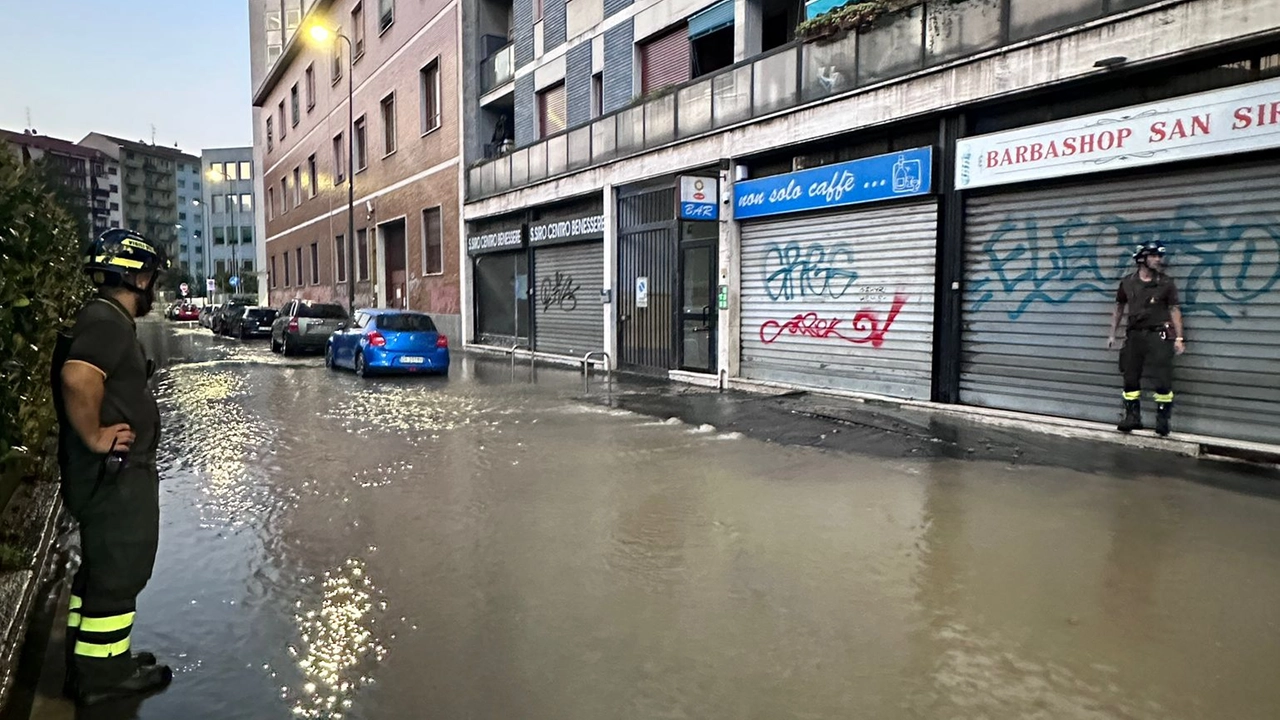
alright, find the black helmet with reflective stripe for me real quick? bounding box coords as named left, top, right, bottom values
left=84, top=228, right=168, bottom=288
left=1132, top=240, right=1166, bottom=263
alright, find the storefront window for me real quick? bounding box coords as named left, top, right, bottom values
left=475, top=252, right=529, bottom=341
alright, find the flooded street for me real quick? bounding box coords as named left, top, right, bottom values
left=19, top=321, right=1280, bottom=720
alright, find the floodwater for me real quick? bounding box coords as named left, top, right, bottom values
left=20, top=321, right=1280, bottom=719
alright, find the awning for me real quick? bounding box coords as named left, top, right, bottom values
left=688, top=0, right=734, bottom=40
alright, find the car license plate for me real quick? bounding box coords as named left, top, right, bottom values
left=402, top=356, right=424, bottom=364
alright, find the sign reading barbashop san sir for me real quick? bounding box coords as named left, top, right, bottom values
left=956, top=76, right=1280, bottom=189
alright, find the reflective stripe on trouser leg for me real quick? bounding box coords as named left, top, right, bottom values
left=1154, top=392, right=1174, bottom=403
left=68, top=594, right=83, bottom=628
left=73, top=611, right=135, bottom=659
left=1123, top=391, right=1141, bottom=401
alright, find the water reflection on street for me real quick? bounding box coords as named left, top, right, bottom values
left=27, top=321, right=1280, bottom=719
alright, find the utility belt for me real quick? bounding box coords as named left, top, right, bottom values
left=1128, top=323, right=1174, bottom=340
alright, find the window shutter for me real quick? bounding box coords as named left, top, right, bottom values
left=539, top=83, right=567, bottom=137
left=640, top=27, right=690, bottom=94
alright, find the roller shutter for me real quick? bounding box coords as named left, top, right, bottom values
left=534, top=241, right=604, bottom=357
left=740, top=202, right=938, bottom=398
left=960, top=160, right=1280, bottom=444
left=640, top=27, right=690, bottom=93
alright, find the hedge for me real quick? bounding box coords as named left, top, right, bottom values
left=0, top=148, right=90, bottom=511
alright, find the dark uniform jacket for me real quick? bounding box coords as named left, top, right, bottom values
left=1116, top=271, right=1179, bottom=331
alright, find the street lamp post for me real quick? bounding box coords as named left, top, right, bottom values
left=310, top=23, right=357, bottom=316
left=193, top=197, right=211, bottom=298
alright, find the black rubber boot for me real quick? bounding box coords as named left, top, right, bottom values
left=75, top=664, right=173, bottom=706
left=1156, top=402, right=1173, bottom=437
left=64, top=652, right=158, bottom=698
left=1117, top=399, right=1143, bottom=432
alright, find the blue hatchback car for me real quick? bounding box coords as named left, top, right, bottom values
left=325, top=309, right=450, bottom=377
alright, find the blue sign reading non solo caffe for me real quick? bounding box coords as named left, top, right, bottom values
left=733, top=146, right=933, bottom=220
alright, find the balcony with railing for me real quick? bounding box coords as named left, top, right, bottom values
left=480, top=42, right=516, bottom=96
left=467, top=0, right=1167, bottom=200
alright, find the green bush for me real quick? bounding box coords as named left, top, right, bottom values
left=0, top=148, right=91, bottom=496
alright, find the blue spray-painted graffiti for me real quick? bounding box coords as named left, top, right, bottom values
left=969, top=206, right=1280, bottom=322
left=763, top=242, right=859, bottom=301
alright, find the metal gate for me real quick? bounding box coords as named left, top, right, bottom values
left=617, top=185, right=677, bottom=372
left=533, top=241, right=604, bottom=357
left=740, top=202, right=938, bottom=398
left=961, top=160, right=1280, bottom=444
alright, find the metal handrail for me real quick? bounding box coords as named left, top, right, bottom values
left=581, top=351, right=612, bottom=392
left=508, top=343, right=534, bottom=378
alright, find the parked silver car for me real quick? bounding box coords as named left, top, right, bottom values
left=270, top=299, right=349, bottom=355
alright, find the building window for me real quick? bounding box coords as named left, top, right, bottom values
left=213, top=227, right=226, bottom=245
left=421, top=206, right=443, bottom=275
left=194, top=181, right=201, bottom=191
left=109, top=184, right=118, bottom=192
left=267, top=187, right=275, bottom=220
left=378, top=0, right=394, bottom=33
left=305, top=64, right=316, bottom=111
left=331, top=39, right=343, bottom=83
left=290, top=84, right=300, bottom=126
left=296, top=248, right=304, bottom=285
left=310, top=242, right=320, bottom=284
left=279, top=100, right=287, bottom=139
left=307, top=155, right=317, bottom=198
left=179, top=212, right=187, bottom=221
left=354, top=116, right=368, bottom=171
left=212, top=194, right=225, bottom=213
left=280, top=177, right=288, bottom=213
left=639, top=27, right=691, bottom=93
left=243, top=259, right=253, bottom=272
left=356, top=229, right=369, bottom=281
left=267, top=116, right=275, bottom=151
left=178, top=179, right=186, bottom=188
left=419, top=59, right=440, bottom=135
left=110, top=202, right=119, bottom=211
left=352, top=2, right=365, bottom=60
left=241, top=194, right=253, bottom=212
left=241, top=226, right=253, bottom=244
left=271, top=256, right=278, bottom=288
left=292, top=167, right=301, bottom=207
left=109, top=166, right=117, bottom=175
left=335, top=234, right=347, bottom=282
left=240, top=161, right=252, bottom=180
left=225, top=194, right=237, bottom=213
left=284, top=251, right=291, bottom=286
left=538, top=82, right=567, bottom=138
left=333, top=133, right=345, bottom=184
left=380, top=93, right=397, bottom=156
left=226, top=162, right=238, bottom=181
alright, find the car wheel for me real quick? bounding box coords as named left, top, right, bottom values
left=270, top=335, right=281, bottom=353
left=325, top=345, right=337, bottom=371
left=239, top=326, right=248, bottom=340
left=354, top=352, right=367, bottom=379
left=282, top=334, right=294, bottom=356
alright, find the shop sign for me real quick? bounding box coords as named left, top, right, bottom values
left=957, top=76, right=1280, bottom=190
left=467, top=228, right=524, bottom=255
left=679, top=176, right=719, bottom=220
left=733, top=147, right=932, bottom=220
left=528, top=214, right=605, bottom=246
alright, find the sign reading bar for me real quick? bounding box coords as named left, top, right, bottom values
left=957, top=76, right=1280, bottom=190
left=679, top=176, right=719, bottom=220
left=467, top=228, right=524, bottom=255
left=733, top=147, right=932, bottom=220
left=528, top=214, right=605, bottom=246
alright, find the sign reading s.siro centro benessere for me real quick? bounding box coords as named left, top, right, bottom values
left=956, top=76, right=1280, bottom=190
left=733, top=147, right=933, bottom=220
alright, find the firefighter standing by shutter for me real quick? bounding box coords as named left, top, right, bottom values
left=1107, top=240, right=1186, bottom=437
left=52, top=229, right=173, bottom=705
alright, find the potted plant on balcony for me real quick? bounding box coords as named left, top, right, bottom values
left=797, top=0, right=889, bottom=43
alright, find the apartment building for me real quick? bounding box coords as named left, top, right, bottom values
left=249, top=0, right=463, bottom=339
left=201, top=147, right=259, bottom=293
left=175, top=155, right=205, bottom=277
left=79, top=133, right=188, bottom=258
left=1, top=128, right=121, bottom=240
left=460, top=0, right=1280, bottom=446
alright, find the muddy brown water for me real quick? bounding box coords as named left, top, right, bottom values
left=21, top=321, right=1280, bottom=719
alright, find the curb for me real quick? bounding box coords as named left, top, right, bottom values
left=0, top=481, right=63, bottom=713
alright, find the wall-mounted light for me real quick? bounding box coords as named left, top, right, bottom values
left=1094, top=56, right=1128, bottom=69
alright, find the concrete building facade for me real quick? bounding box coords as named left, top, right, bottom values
left=175, top=154, right=204, bottom=279
left=79, top=133, right=189, bottom=258
left=1, top=128, right=120, bottom=241
left=249, top=0, right=464, bottom=339
left=201, top=147, right=260, bottom=295
left=460, top=0, right=1280, bottom=447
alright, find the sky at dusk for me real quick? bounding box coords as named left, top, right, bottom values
left=0, top=0, right=253, bottom=153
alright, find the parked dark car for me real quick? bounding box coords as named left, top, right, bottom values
left=227, top=307, right=279, bottom=339
left=271, top=300, right=349, bottom=355
left=213, top=303, right=247, bottom=335
left=199, top=304, right=221, bottom=329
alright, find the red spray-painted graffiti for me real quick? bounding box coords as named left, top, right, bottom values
left=759, top=295, right=908, bottom=348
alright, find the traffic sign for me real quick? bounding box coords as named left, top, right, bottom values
left=229, top=275, right=240, bottom=287
left=206, top=278, right=216, bottom=293
left=636, top=276, right=649, bottom=309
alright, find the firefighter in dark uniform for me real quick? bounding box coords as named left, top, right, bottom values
left=51, top=229, right=173, bottom=705
left=1107, top=240, right=1186, bottom=437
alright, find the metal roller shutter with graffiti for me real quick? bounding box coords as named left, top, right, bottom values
left=533, top=242, right=604, bottom=357
left=961, top=160, right=1280, bottom=444
left=739, top=203, right=938, bottom=398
